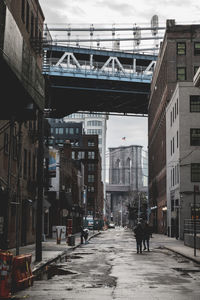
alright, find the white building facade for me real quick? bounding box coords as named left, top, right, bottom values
left=166, top=82, right=200, bottom=239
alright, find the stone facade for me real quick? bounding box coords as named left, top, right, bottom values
left=107, top=145, right=147, bottom=226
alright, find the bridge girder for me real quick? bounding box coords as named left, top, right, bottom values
left=43, top=45, right=156, bottom=117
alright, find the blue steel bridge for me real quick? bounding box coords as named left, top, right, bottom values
left=42, top=23, right=164, bottom=117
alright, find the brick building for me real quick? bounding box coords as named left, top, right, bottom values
left=0, top=0, right=45, bottom=249
left=72, top=135, right=104, bottom=219
left=148, top=20, right=200, bottom=233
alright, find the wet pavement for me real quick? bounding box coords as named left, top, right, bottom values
left=12, top=228, right=200, bottom=300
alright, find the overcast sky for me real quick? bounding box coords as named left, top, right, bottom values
left=39, top=0, right=200, bottom=152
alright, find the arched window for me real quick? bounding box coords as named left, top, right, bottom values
left=114, top=159, right=120, bottom=184
left=126, top=158, right=131, bottom=184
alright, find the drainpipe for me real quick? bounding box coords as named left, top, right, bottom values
left=35, top=110, right=44, bottom=262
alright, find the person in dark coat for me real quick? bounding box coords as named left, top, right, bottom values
left=134, top=222, right=144, bottom=254
left=143, top=221, right=151, bottom=251
left=81, top=227, right=89, bottom=244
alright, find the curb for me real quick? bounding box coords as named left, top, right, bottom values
left=164, top=246, right=200, bottom=265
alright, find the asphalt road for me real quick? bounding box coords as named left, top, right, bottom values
left=14, top=227, right=200, bottom=300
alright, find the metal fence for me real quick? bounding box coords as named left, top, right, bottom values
left=184, top=219, right=200, bottom=234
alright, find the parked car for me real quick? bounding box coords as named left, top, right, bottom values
left=108, top=223, right=115, bottom=229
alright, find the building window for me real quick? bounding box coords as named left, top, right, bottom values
left=170, top=111, right=172, bottom=127
left=30, top=12, right=34, bottom=38
left=12, top=136, right=17, bottom=159
left=88, top=140, right=95, bottom=147
left=175, top=103, right=177, bottom=119
left=21, top=0, right=25, bottom=23
left=172, top=137, right=174, bottom=153
left=35, top=17, right=38, bottom=38
left=191, top=163, right=200, bottom=182
left=177, top=42, right=186, bottom=55
left=177, top=131, right=178, bottom=148
left=177, top=164, right=179, bottom=183
left=171, top=140, right=172, bottom=156
left=78, top=151, right=85, bottom=159
left=88, top=151, right=95, bottom=159
left=88, top=175, right=95, bottom=183
left=194, top=66, right=200, bottom=75
left=87, top=129, right=102, bottom=135
left=26, top=2, right=30, bottom=32
left=190, top=128, right=200, bottom=146
left=88, top=186, right=95, bottom=192
left=28, top=151, right=31, bottom=178
left=194, top=42, right=200, bottom=55
left=171, top=169, right=173, bottom=187
left=177, top=67, right=186, bottom=81
left=4, top=132, right=9, bottom=154
left=32, top=154, right=36, bottom=180
left=190, top=95, right=200, bottom=112
left=88, top=163, right=95, bottom=171
left=72, top=151, right=75, bottom=159
left=55, top=128, right=63, bottom=135
left=176, top=99, right=179, bottom=115
left=69, top=128, right=74, bottom=134
left=87, top=120, right=102, bottom=126
left=75, top=128, right=79, bottom=134
left=23, top=149, right=27, bottom=179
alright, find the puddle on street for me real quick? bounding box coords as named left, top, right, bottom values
left=173, top=267, right=200, bottom=273
left=35, top=264, right=78, bottom=281
left=46, top=265, right=78, bottom=279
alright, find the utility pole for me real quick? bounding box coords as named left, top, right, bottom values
left=16, top=121, right=22, bottom=255
left=35, top=110, right=44, bottom=262
left=5, top=119, right=14, bottom=249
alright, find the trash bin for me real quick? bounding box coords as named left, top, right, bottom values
left=67, top=235, right=75, bottom=246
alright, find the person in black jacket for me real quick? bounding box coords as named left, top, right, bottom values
left=143, top=221, right=151, bottom=251
left=134, top=222, right=144, bottom=253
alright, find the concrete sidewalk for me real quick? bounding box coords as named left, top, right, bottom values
left=150, top=233, right=200, bottom=264
left=9, top=230, right=101, bottom=275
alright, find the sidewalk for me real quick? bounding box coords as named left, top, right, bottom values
left=9, top=231, right=101, bottom=275
left=151, top=233, right=200, bottom=264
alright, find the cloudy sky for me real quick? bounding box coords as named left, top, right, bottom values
left=39, top=0, right=200, bottom=152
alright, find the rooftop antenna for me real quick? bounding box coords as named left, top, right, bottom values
left=133, top=25, right=141, bottom=51
left=151, top=15, right=159, bottom=54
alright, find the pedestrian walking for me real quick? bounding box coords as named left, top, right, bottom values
left=143, top=221, right=151, bottom=251
left=81, top=227, right=89, bottom=244
left=133, top=222, right=144, bottom=254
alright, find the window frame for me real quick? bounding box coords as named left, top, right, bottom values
left=177, top=67, right=186, bottom=81
left=177, top=42, right=186, bottom=55
left=190, top=95, right=200, bottom=112
left=191, top=163, right=200, bottom=182
left=190, top=128, right=200, bottom=146
left=194, top=42, right=200, bottom=55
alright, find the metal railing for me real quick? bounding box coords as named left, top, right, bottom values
left=43, top=58, right=153, bottom=82
left=184, top=219, right=200, bottom=234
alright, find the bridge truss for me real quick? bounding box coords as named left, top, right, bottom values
left=42, top=21, right=164, bottom=117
